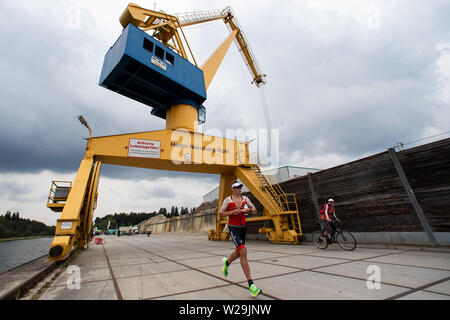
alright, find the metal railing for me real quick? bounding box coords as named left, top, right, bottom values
left=175, top=9, right=225, bottom=26
left=47, top=181, right=72, bottom=205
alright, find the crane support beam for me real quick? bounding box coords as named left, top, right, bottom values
left=48, top=157, right=94, bottom=261
left=212, top=173, right=237, bottom=241
left=201, top=29, right=238, bottom=91
left=55, top=157, right=94, bottom=235
left=87, top=129, right=249, bottom=171
left=48, top=129, right=302, bottom=260
left=79, top=161, right=102, bottom=248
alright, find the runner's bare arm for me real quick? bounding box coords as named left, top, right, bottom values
left=243, top=196, right=257, bottom=214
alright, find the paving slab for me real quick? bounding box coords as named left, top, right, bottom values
left=365, top=250, right=450, bottom=270
left=112, top=261, right=188, bottom=279
left=397, top=290, right=450, bottom=300
left=200, top=261, right=300, bottom=283
left=314, top=261, right=450, bottom=289
left=255, top=245, right=318, bottom=255
left=116, top=269, right=228, bottom=300
left=72, top=245, right=109, bottom=269
left=163, top=251, right=217, bottom=261
left=34, top=234, right=450, bottom=300
left=246, top=250, right=296, bottom=261
left=260, top=254, right=349, bottom=270
left=196, top=248, right=244, bottom=256
left=253, top=271, right=408, bottom=300
left=305, top=247, right=402, bottom=260
left=39, top=279, right=118, bottom=300
left=157, top=284, right=274, bottom=300
left=51, top=266, right=112, bottom=287
left=424, top=280, right=450, bottom=295
left=107, top=256, right=165, bottom=267
left=178, top=256, right=225, bottom=269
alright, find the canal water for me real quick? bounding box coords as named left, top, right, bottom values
left=0, top=237, right=53, bottom=274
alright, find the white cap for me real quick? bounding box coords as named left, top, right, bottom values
left=231, top=182, right=243, bottom=189
left=328, top=198, right=334, bottom=202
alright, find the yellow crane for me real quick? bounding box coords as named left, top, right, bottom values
left=46, top=3, right=302, bottom=261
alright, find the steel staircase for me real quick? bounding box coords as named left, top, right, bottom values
left=234, top=164, right=302, bottom=244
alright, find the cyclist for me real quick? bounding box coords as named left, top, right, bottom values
left=219, top=181, right=262, bottom=297
left=320, top=198, right=340, bottom=242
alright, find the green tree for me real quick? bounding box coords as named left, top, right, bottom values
left=0, top=211, right=55, bottom=239
left=0, top=223, right=9, bottom=238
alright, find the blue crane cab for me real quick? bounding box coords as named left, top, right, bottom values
left=99, top=23, right=207, bottom=123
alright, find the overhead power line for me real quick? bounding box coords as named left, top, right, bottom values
left=394, top=129, right=450, bottom=151
left=402, top=130, right=450, bottom=146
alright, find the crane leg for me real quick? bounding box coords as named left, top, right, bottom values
left=48, top=157, right=100, bottom=261
left=208, top=173, right=235, bottom=241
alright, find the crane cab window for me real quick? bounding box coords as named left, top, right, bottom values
left=165, top=52, right=174, bottom=65
left=143, top=38, right=154, bottom=53
left=155, top=45, right=165, bottom=60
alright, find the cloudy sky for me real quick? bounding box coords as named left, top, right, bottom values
left=0, top=0, right=449, bottom=226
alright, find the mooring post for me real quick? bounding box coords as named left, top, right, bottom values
left=388, top=148, right=438, bottom=246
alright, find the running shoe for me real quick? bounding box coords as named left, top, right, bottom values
left=249, top=284, right=261, bottom=297
left=222, top=257, right=229, bottom=277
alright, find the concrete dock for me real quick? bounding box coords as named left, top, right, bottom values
left=35, top=234, right=450, bottom=300
left=0, top=255, right=56, bottom=300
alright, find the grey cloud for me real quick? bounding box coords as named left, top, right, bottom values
left=0, top=1, right=170, bottom=177
left=100, top=165, right=219, bottom=183
left=0, top=0, right=449, bottom=179
left=256, top=1, right=450, bottom=165
left=142, top=186, right=176, bottom=200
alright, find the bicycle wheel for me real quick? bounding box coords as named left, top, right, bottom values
left=312, top=230, right=328, bottom=249
left=336, top=230, right=357, bottom=251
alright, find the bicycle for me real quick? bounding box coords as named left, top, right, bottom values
left=312, top=220, right=357, bottom=251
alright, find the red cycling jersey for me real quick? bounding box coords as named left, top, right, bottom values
left=320, top=204, right=337, bottom=220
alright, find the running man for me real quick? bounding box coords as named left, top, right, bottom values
left=219, top=181, right=262, bottom=297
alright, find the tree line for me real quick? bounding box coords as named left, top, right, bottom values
left=158, top=206, right=195, bottom=217
left=0, top=211, right=55, bottom=239
left=94, top=206, right=196, bottom=230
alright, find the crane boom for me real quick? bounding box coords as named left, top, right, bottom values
left=175, top=6, right=266, bottom=87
